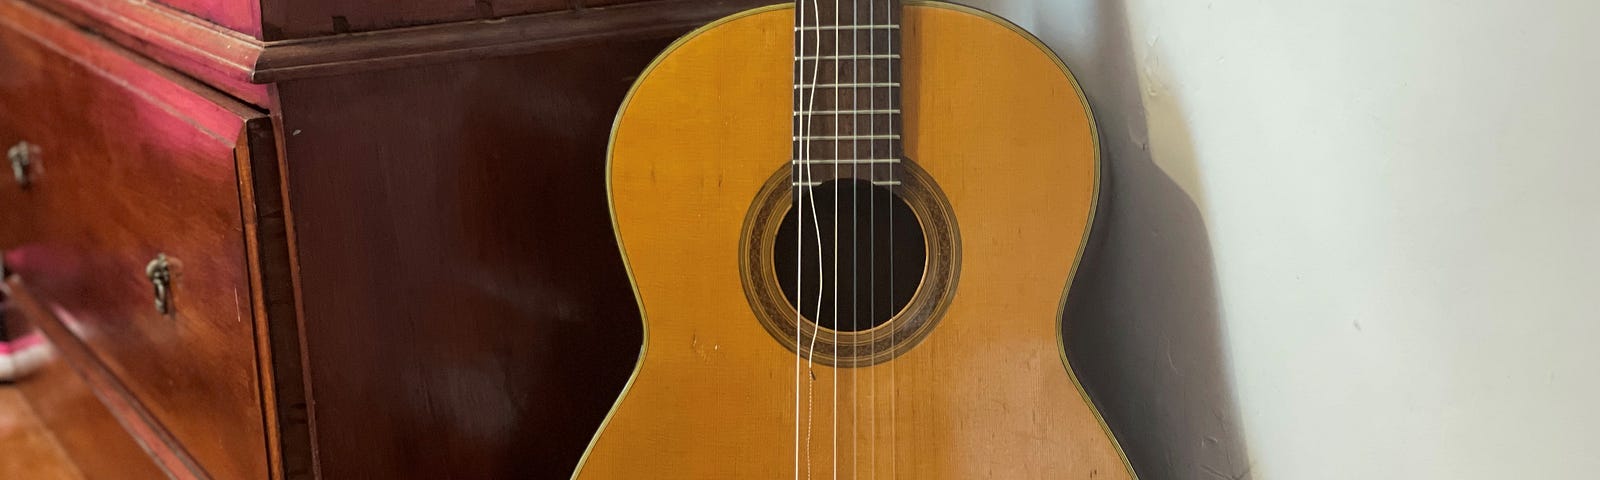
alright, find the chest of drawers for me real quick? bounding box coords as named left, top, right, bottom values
left=0, top=0, right=771, bottom=477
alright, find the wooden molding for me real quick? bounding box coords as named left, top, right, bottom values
left=234, top=117, right=315, bottom=480
left=21, top=0, right=772, bottom=106
left=0, top=0, right=260, bottom=140
left=23, top=0, right=269, bottom=106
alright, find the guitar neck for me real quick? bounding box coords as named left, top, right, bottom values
left=792, top=0, right=904, bottom=186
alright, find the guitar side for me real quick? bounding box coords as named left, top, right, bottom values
left=577, top=3, right=1135, bottom=479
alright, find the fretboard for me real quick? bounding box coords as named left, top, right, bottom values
left=792, top=0, right=903, bottom=186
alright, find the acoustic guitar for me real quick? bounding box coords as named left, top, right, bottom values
left=575, top=1, right=1134, bottom=478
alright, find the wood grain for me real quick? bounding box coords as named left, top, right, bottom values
left=0, top=387, right=82, bottom=480
left=0, top=9, right=275, bottom=479
left=267, top=36, right=678, bottom=479
left=20, top=0, right=269, bottom=106
left=236, top=117, right=312, bottom=480
left=14, top=0, right=772, bottom=108
left=579, top=4, right=1133, bottom=478
left=252, top=0, right=772, bottom=82
left=5, top=280, right=202, bottom=479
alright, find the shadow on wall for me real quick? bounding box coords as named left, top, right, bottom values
left=971, top=0, right=1256, bottom=478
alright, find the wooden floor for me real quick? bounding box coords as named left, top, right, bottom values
left=0, top=386, right=82, bottom=479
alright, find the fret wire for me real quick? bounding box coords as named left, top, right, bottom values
left=791, top=109, right=901, bottom=115
left=794, top=82, right=901, bottom=89
left=793, top=159, right=901, bottom=165
left=796, top=54, right=901, bottom=60
left=795, top=1, right=901, bottom=24
left=792, top=31, right=897, bottom=52
left=792, top=0, right=905, bottom=178
left=794, top=135, right=901, bottom=140
left=792, top=180, right=904, bottom=187
left=795, top=25, right=900, bottom=31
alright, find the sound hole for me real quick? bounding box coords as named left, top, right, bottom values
left=773, top=180, right=926, bottom=333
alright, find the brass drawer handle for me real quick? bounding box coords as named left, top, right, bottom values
left=6, top=141, right=35, bottom=187
left=145, top=254, right=172, bottom=315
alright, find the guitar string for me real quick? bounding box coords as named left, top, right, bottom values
left=887, top=1, right=898, bottom=477
left=797, top=0, right=828, bottom=478
left=870, top=0, right=883, bottom=476
left=849, top=0, right=861, bottom=477
left=794, top=3, right=803, bottom=479
left=830, top=0, right=842, bottom=476
left=805, top=0, right=829, bottom=478
left=794, top=0, right=803, bottom=477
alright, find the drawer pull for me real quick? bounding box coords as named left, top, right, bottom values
left=145, top=254, right=173, bottom=315
left=6, top=141, right=35, bottom=187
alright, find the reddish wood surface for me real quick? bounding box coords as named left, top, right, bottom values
left=20, top=0, right=269, bottom=106
left=0, top=386, right=82, bottom=480
left=0, top=11, right=273, bottom=480
left=24, top=0, right=685, bottom=41
left=269, top=38, right=676, bottom=478
left=0, top=0, right=256, bottom=138
left=27, top=0, right=258, bottom=39
left=5, top=280, right=203, bottom=479
left=152, top=0, right=258, bottom=36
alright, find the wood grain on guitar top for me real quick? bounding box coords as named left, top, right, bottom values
left=579, top=3, right=1133, bottom=479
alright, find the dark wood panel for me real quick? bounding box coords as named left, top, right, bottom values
left=236, top=117, right=313, bottom=480
left=270, top=37, right=676, bottom=478
left=4, top=280, right=183, bottom=480
left=0, top=12, right=271, bottom=480
left=252, top=0, right=774, bottom=82
left=585, top=0, right=670, bottom=7
left=260, top=0, right=567, bottom=39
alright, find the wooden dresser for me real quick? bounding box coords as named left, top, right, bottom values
left=0, top=0, right=769, bottom=477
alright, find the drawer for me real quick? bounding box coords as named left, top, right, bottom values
left=3, top=281, right=169, bottom=480
left=0, top=5, right=275, bottom=480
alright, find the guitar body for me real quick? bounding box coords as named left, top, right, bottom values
left=577, top=3, right=1132, bottom=479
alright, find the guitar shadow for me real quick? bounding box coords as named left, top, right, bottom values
left=959, top=0, right=1255, bottom=478
left=1064, top=92, right=1253, bottom=480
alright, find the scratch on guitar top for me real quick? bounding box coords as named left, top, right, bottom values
left=233, top=288, right=241, bottom=322
left=690, top=334, right=724, bottom=362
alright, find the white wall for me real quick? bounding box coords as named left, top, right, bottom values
left=955, top=0, right=1600, bottom=478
